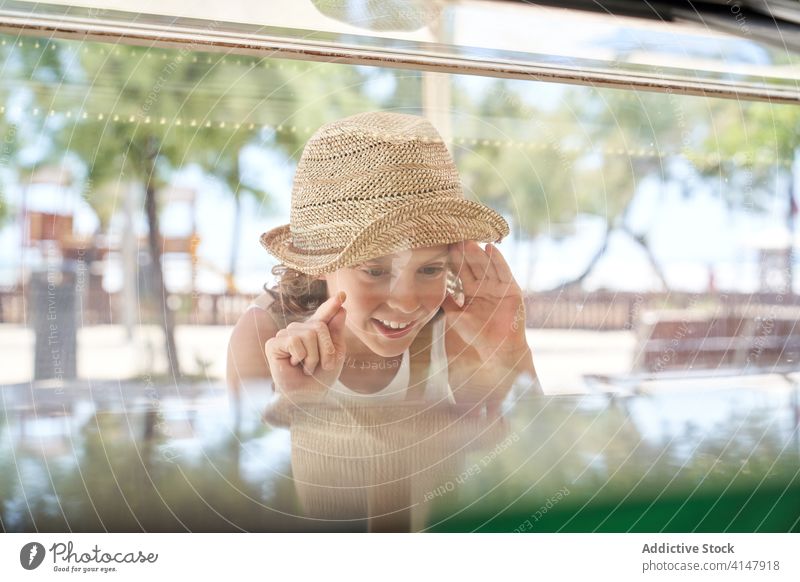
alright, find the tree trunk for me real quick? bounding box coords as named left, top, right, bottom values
left=546, top=221, right=613, bottom=292
left=227, top=192, right=242, bottom=294
left=622, top=227, right=670, bottom=291
left=545, top=170, right=673, bottom=293
left=143, top=136, right=181, bottom=380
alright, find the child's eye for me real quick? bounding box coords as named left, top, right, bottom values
left=360, top=266, right=444, bottom=278
left=362, top=267, right=388, bottom=278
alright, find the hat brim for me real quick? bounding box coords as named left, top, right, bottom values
left=260, top=198, right=510, bottom=276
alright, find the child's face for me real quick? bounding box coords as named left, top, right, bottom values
left=321, top=244, right=451, bottom=357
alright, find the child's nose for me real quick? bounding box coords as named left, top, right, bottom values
left=385, top=273, right=419, bottom=314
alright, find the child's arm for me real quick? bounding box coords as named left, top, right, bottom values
left=446, top=326, right=543, bottom=407
left=226, top=296, right=279, bottom=394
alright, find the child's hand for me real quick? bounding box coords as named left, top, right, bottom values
left=443, top=241, right=531, bottom=365
left=265, top=291, right=347, bottom=399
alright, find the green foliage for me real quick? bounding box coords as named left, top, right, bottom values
left=2, top=38, right=394, bottom=228
left=453, top=80, right=585, bottom=237
left=699, top=99, right=800, bottom=212
left=0, top=121, right=16, bottom=226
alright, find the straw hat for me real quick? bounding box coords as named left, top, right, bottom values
left=260, top=111, right=510, bottom=276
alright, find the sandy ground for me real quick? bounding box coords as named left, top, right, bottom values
left=0, top=324, right=636, bottom=394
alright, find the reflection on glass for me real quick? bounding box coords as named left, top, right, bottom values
left=2, top=379, right=797, bottom=532
left=1, top=23, right=800, bottom=533
left=7, top=0, right=800, bottom=96
left=286, top=402, right=509, bottom=531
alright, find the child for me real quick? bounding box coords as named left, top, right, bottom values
left=226, top=111, right=542, bottom=413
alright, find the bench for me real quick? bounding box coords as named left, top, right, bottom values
left=631, top=306, right=800, bottom=373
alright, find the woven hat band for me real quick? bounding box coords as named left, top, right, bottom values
left=288, top=219, right=351, bottom=254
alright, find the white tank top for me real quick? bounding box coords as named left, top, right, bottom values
left=327, top=316, right=456, bottom=404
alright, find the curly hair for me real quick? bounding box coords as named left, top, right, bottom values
left=262, top=264, right=329, bottom=319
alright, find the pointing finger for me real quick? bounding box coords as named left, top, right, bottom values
left=309, top=290, right=346, bottom=324
left=327, top=307, right=348, bottom=359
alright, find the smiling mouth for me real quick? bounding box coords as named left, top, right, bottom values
left=371, top=318, right=417, bottom=338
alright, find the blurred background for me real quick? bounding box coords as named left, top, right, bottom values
left=1, top=0, right=800, bottom=532
left=1, top=2, right=799, bottom=392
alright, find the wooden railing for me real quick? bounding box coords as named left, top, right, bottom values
left=522, top=290, right=800, bottom=331
left=3, top=287, right=800, bottom=330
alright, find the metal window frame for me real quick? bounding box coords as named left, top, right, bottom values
left=0, top=1, right=798, bottom=104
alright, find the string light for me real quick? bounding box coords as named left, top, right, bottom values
left=0, top=101, right=787, bottom=168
